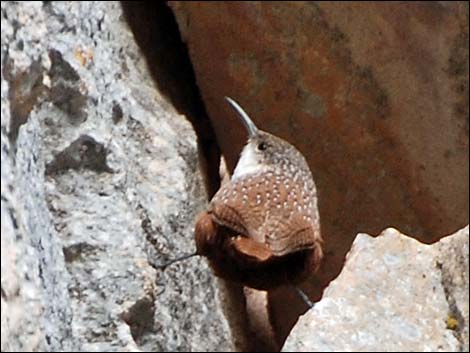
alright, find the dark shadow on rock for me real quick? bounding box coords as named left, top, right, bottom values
left=121, top=1, right=220, bottom=198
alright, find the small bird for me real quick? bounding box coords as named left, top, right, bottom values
left=194, top=97, right=323, bottom=291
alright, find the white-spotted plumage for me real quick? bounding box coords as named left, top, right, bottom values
left=208, top=97, right=321, bottom=257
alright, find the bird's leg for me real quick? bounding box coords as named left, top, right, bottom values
left=152, top=252, right=198, bottom=271
left=294, top=286, right=314, bottom=309
left=152, top=210, right=217, bottom=271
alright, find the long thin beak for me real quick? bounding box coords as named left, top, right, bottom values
left=225, top=97, right=259, bottom=138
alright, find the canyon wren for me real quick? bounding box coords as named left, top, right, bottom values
left=194, top=97, right=323, bottom=290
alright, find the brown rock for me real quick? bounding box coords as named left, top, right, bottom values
left=170, top=1, right=469, bottom=345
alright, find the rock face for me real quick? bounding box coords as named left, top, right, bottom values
left=282, top=227, right=469, bottom=352
left=170, top=1, right=469, bottom=342
left=1, top=2, right=240, bottom=351
left=2, top=2, right=468, bottom=352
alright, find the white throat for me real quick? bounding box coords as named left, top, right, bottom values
left=232, top=145, right=265, bottom=180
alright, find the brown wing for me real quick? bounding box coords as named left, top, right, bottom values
left=209, top=175, right=269, bottom=243
left=258, top=174, right=321, bottom=257
left=210, top=200, right=248, bottom=235
left=209, top=173, right=322, bottom=258
left=264, top=213, right=321, bottom=256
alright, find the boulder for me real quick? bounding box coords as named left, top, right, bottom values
left=1, top=2, right=241, bottom=351
left=283, top=227, right=469, bottom=352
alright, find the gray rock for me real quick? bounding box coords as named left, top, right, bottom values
left=1, top=106, right=45, bottom=352
left=283, top=227, right=469, bottom=352
left=1, top=1, right=238, bottom=351
left=436, top=228, right=470, bottom=352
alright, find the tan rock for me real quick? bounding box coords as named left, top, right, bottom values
left=282, top=227, right=469, bottom=352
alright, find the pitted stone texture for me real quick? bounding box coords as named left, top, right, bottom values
left=283, top=227, right=469, bottom=352
left=1, top=111, right=45, bottom=352
left=1, top=2, right=239, bottom=351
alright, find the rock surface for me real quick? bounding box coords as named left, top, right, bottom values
left=1, top=2, right=240, bottom=351
left=282, top=227, right=469, bottom=352
left=2, top=2, right=468, bottom=352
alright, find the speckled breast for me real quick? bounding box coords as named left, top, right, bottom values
left=209, top=169, right=319, bottom=254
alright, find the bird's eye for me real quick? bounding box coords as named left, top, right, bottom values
left=257, top=142, right=267, bottom=151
